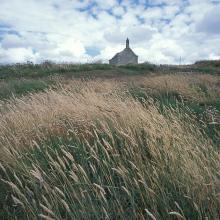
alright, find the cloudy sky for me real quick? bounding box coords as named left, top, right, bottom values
left=0, top=0, right=220, bottom=64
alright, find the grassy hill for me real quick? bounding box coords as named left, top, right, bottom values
left=0, top=63, right=220, bottom=219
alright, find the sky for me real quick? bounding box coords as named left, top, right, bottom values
left=0, top=0, right=220, bottom=64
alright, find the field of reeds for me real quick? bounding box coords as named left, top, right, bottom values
left=0, top=64, right=220, bottom=219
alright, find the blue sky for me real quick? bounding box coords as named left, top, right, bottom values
left=0, top=0, right=220, bottom=64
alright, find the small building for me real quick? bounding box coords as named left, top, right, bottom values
left=109, top=38, right=138, bottom=65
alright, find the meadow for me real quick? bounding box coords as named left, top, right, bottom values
left=0, top=62, right=220, bottom=219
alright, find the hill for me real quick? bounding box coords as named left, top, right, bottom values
left=0, top=62, right=220, bottom=219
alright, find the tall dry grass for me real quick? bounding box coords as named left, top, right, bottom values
left=0, top=76, right=220, bottom=219
left=134, top=73, right=220, bottom=103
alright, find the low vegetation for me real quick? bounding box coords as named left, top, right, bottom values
left=0, top=63, right=220, bottom=219
left=0, top=60, right=220, bottom=80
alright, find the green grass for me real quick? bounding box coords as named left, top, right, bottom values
left=128, top=85, right=220, bottom=145
left=195, top=66, right=220, bottom=75
left=0, top=63, right=219, bottom=219
left=0, top=79, right=55, bottom=100
left=0, top=63, right=113, bottom=79
left=0, top=62, right=219, bottom=84
left=1, top=120, right=219, bottom=219
left=118, top=63, right=157, bottom=72
left=0, top=63, right=159, bottom=83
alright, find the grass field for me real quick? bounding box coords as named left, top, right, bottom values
left=0, top=63, right=220, bottom=219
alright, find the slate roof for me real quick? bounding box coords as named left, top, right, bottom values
left=110, top=47, right=138, bottom=61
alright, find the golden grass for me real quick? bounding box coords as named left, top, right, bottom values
left=0, top=74, right=220, bottom=219
left=134, top=73, right=220, bottom=102
left=0, top=76, right=212, bottom=157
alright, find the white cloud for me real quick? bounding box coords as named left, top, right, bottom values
left=148, top=0, right=183, bottom=6
left=0, top=0, right=220, bottom=64
left=95, top=0, right=117, bottom=9
left=112, top=6, right=125, bottom=16
left=95, top=45, right=124, bottom=62
left=196, top=5, right=220, bottom=34
left=143, top=7, right=162, bottom=20
left=0, top=46, right=38, bottom=63
left=1, top=34, right=25, bottom=49
left=104, top=26, right=155, bottom=44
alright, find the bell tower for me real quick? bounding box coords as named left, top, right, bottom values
left=126, top=38, right=129, bottom=49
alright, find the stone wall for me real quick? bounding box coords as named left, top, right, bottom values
left=109, top=49, right=138, bottom=66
